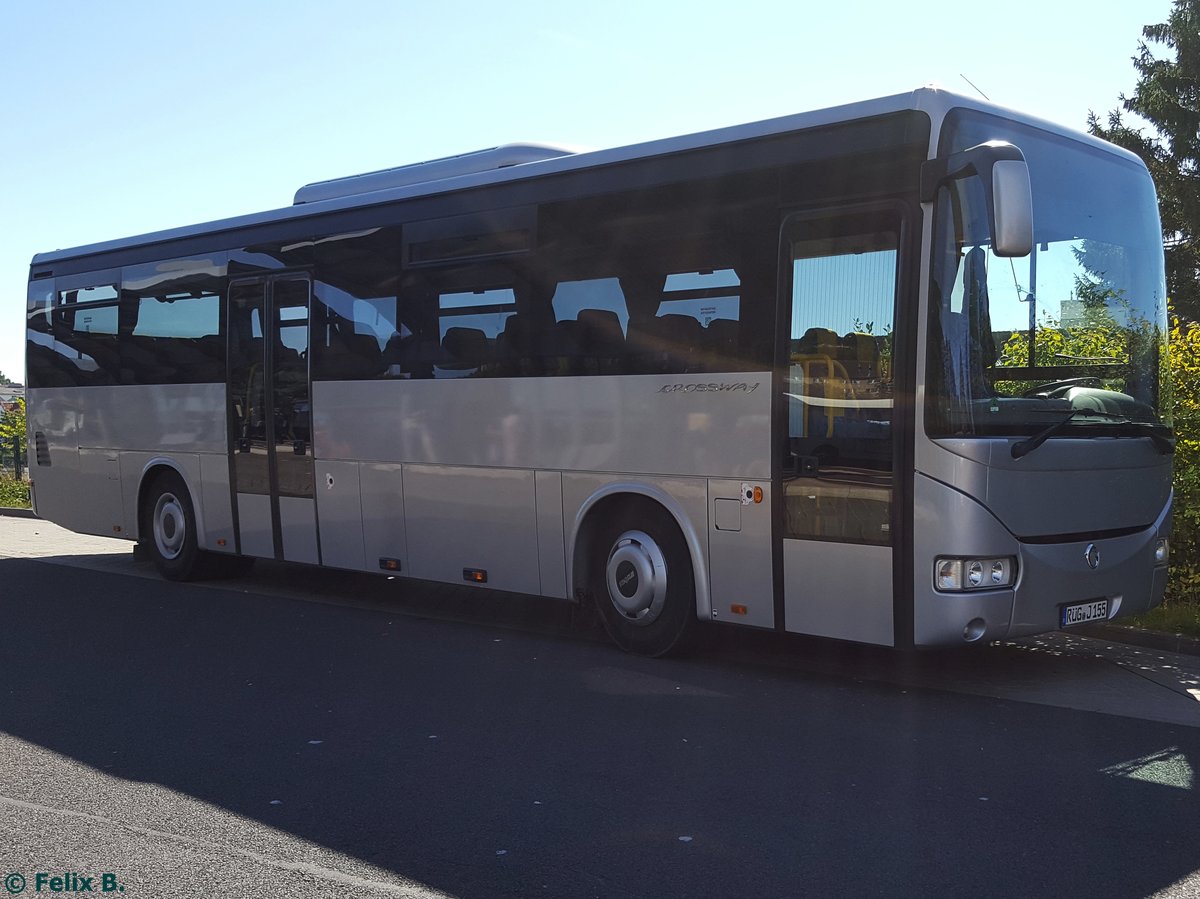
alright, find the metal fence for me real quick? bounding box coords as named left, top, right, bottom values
left=0, top=436, right=26, bottom=479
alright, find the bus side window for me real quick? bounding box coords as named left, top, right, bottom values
left=313, top=227, right=403, bottom=381
left=625, top=268, right=742, bottom=375
left=120, top=258, right=227, bottom=386
left=43, top=284, right=121, bottom=387
left=550, top=278, right=630, bottom=375
left=435, top=286, right=517, bottom=378
left=319, top=308, right=384, bottom=379
left=126, top=292, right=222, bottom=384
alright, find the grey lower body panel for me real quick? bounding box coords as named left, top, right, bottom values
left=1009, top=527, right=1168, bottom=637
left=783, top=539, right=894, bottom=645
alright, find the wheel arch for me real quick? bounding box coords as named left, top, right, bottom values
left=569, top=482, right=711, bottom=622
left=135, top=458, right=206, bottom=545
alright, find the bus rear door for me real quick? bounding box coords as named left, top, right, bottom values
left=228, top=275, right=319, bottom=563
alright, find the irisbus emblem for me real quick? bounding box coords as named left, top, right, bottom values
left=1084, top=543, right=1100, bottom=570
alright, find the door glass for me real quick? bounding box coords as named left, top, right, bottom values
left=229, top=281, right=269, bottom=495
left=273, top=278, right=314, bottom=499
left=783, top=218, right=898, bottom=544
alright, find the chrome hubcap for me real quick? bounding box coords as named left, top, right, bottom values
left=153, top=492, right=186, bottom=560
left=605, top=530, right=668, bottom=625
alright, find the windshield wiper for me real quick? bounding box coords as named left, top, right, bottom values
left=1011, top=410, right=1175, bottom=459
left=1128, top=422, right=1176, bottom=455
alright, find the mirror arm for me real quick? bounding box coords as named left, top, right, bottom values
left=920, top=141, right=1032, bottom=258
left=921, top=141, right=1028, bottom=200
left=920, top=156, right=976, bottom=203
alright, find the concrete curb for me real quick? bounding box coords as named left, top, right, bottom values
left=0, top=506, right=36, bottom=519
left=1078, top=622, right=1200, bottom=657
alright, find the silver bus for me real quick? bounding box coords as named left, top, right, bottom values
left=25, top=87, right=1173, bottom=655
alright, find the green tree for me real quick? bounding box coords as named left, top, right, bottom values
left=1165, top=315, right=1200, bottom=597
left=0, top=371, right=11, bottom=386
left=0, top=397, right=25, bottom=487
left=0, top=397, right=28, bottom=505
left=1089, top=0, right=1200, bottom=320
left=0, top=397, right=25, bottom=445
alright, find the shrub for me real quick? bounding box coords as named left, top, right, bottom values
left=0, top=475, right=30, bottom=509
left=1166, top=314, right=1200, bottom=602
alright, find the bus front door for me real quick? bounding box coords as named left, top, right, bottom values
left=228, top=275, right=319, bottom=563
left=778, top=208, right=902, bottom=646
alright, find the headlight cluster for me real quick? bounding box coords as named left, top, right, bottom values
left=935, top=556, right=1017, bottom=592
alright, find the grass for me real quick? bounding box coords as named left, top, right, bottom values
left=0, top=474, right=30, bottom=509
left=1125, top=598, right=1200, bottom=640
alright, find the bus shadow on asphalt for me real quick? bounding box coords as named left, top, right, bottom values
left=15, top=545, right=1200, bottom=723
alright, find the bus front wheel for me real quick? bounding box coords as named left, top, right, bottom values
left=590, top=501, right=696, bottom=657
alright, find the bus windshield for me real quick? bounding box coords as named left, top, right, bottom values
left=926, top=109, right=1170, bottom=439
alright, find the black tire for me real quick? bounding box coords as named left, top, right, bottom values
left=141, top=472, right=258, bottom=581
left=589, top=500, right=697, bottom=657
left=141, top=471, right=206, bottom=581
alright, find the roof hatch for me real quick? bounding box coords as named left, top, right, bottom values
left=293, top=143, right=577, bottom=205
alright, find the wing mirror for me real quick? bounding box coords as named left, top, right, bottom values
left=921, top=140, right=1033, bottom=258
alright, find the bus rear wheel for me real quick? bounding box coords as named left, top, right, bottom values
left=141, top=472, right=256, bottom=581
left=590, top=501, right=696, bottom=657
left=143, top=471, right=204, bottom=581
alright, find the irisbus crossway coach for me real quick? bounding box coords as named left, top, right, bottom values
left=26, top=87, right=1173, bottom=655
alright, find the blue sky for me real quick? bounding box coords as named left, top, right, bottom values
left=1, top=0, right=1170, bottom=382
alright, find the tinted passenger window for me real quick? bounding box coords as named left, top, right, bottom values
left=64, top=286, right=120, bottom=331
left=132, top=294, right=219, bottom=339
left=407, top=268, right=520, bottom=378
left=121, top=258, right=227, bottom=384
left=313, top=227, right=405, bottom=381
left=439, top=288, right=517, bottom=336
left=538, top=189, right=773, bottom=375
left=25, top=282, right=61, bottom=388
left=657, top=269, right=741, bottom=326
left=309, top=189, right=774, bottom=381
left=552, top=279, right=629, bottom=333
left=27, top=284, right=122, bottom=387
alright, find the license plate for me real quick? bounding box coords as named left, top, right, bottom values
left=1061, top=599, right=1108, bottom=628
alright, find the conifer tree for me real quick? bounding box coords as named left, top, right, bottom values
left=1090, top=0, right=1200, bottom=320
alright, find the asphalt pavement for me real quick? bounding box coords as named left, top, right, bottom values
left=0, top=517, right=1198, bottom=898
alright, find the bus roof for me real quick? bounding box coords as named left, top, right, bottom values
left=31, top=86, right=1139, bottom=268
